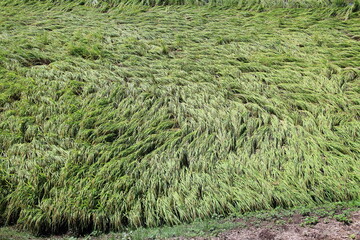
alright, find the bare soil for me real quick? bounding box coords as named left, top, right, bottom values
left=176, top=211, right=360, bottom=240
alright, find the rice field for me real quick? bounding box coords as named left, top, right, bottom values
left=0, top=0, right=359, bottom=236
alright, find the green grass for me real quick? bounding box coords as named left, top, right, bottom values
left=0, top=0, right=359, bottom=237
left=1, top=220, right=239, bottom=240
left=1, top=200, right=359, bottom=239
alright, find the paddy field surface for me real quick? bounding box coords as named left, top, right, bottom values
left=0, top=0, right=359, bottom=237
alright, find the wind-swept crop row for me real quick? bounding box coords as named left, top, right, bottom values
left=0, top=2, right=359, bottom=236
left=2, top=0, right=360, bottom=10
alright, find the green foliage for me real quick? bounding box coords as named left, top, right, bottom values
left=0, top=0, right=359, bottom=236
left=68, top=32, right=108, bottom=60
left=301, top=216, right=319, bottom=226
left=0, top=70, right=33, bottom=107
left=0, top=161, right=11, bottom=225
left=334, top=214, right=353, bottom=225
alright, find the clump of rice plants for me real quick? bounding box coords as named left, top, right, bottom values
left=0, top=0, right=359, bottom=236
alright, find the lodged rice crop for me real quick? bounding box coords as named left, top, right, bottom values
left=3, top=0, right=360, bottom=7
left=0, top=0, right=359, bottom=236
left=2, top=0, right=360, bottom=9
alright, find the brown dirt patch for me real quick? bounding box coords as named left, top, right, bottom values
left=175, top=211, right=360, bottom=240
